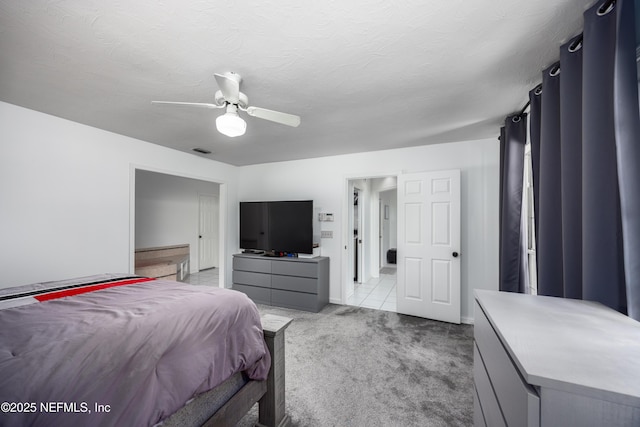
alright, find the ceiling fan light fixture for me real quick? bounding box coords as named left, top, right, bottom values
left=216, top=107, right=246, bottom=137
left=153, top=72, right=300, bottom=139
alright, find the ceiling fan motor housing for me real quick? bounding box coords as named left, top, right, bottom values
left=214, top=90, right=248, bottom=108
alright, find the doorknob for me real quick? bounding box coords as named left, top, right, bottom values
left=452, top=251, right=459, bottom=258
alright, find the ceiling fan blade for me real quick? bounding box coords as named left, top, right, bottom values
left=214, top=73, right=240, bottom=104
left=151, top=101, right=222, bottom=109
left=246, top=106, right=301, bottom=127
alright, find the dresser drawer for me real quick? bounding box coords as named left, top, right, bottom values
left=272, top=274, right=318, bottom=294
left=272, top=289, right=320, bottom=312
left=474, top=301, right=539, bottom=427
left=272, top=261, right=318, bottom=278
left=233, top=270, right=271, bottom=288
left=473, top=385, right=488, bottom=427
left=233, top=256, right=272, bottom=273
left=474, top=343, right=506, bottom=427
left=232, top=284, right=270, bottom=305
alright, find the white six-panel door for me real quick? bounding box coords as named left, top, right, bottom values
left=198, top=195, right=219, bottom=270
left=397, top=170, right=461, bottom=323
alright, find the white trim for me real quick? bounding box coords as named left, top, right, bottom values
left=461, top=316, right=474, bottom=325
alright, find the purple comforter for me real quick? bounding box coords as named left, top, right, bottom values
left=0, top=274, right=270, bottom=427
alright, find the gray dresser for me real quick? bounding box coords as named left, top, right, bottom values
left=474, top=290, right=640, bottom=427
left=232, top=253, right=329, bottom=312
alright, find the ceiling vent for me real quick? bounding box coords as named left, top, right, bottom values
left=192, top=148, right=212, bottom=154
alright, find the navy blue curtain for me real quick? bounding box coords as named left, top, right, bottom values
left=528, top=85, right=542, bottom=256
left=559, top=35, right=584, bottom=300
left=530, top=0, right=640, bottom=320
left=582, top=0, right=626, bottom=314
left=499, top=114, right=528, bottom=293
left=499, top=127, right=506, bottom=287
left=613, top=0, right=640, bottom=320
left=537, top=63, right=563, bottom=297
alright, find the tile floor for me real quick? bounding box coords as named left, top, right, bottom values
left=346, top=267, right=397, bottom=312
left=184, top=268, right=219, bottom=286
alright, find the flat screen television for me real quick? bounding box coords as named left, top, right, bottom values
left=240, top=200, right=313, bottom=254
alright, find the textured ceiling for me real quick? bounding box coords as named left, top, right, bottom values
left=0, top=0, right=595, bottom=166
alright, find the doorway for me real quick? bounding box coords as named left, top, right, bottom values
left=344, top=176, right=398, bottom=311
left=132, top=168, right=225, bottom=286
left=342, top=171, right=461, bottom=323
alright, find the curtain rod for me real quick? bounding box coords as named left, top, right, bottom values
left=517, top=83, right=542, bottom=118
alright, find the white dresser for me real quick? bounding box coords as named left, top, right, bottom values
left=474, top=290, right=640, bottom=427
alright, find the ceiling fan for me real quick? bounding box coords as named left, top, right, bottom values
left=152, top=72, right=301, bottom=137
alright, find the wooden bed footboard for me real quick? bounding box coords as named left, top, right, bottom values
left=257, top=314, right=293, bottom=427
left=202, top=314, right=292, bottom=427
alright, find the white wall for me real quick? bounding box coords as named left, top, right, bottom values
left=135, top=170, right=220, bottom=273
left=0, top=101, right=238, bottom=288
left=237, top=139, right=500, bottom=323
left=1, top=101, right=499, bottom=322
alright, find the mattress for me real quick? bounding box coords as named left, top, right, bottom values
left=0, top=273, right=270, bottom=427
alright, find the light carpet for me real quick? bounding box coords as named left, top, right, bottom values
left=237, top=304, right=474, bottom=426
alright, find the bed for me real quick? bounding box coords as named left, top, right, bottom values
left=0, top=273, right=292, bottom=427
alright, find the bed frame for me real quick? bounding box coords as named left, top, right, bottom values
left=163, top=314, right=292, bottom=427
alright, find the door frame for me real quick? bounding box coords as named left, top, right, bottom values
left=129, top=165, right=227, bottom=288
left=341, top=172, right=399, bottom=305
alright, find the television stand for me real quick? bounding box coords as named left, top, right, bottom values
left=232, top=253, right=329, bottom=312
